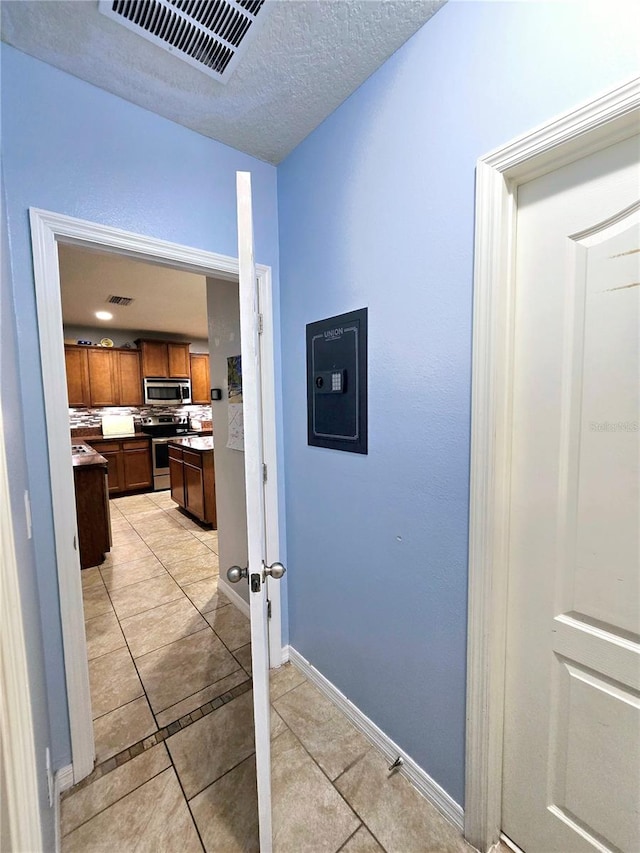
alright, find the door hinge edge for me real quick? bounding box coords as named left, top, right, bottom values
left=267, top=599, right=272, bottom=619
left=262, top=462, right=267, bottom=483
left=258, top=313, right=264, bottom=335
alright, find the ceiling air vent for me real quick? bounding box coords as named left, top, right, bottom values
left=98, top=0, right=269, bottom=83
left=107, top=295, right=134, bottom=306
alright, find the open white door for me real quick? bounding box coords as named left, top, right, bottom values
left=236, top=170, right=282, bottom=851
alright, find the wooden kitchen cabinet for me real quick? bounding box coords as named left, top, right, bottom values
left=137, top=339, right=191, bottom=378
left=65, top=345, right=90, bottom=407
left=89, top=440, right=124, bottom=494
left=190, top=353, right=211, bottom=404
left=87, top=348, right=119, bottom=406
left=88, top=437, right=152, bottom=495
left=73, top=455, right=111, bottom=569
left=169, top=448, right=185, bottom=508
left=168, top=343, right=191, bottom=379
left=116, top=350, right=143, bottom=406
left=64, top=345, right=142, bottom=407
left=168, top=441, right=216, bottom=526
left=184, top=449, right=206, bottom=519
left=122, top=439, right=153, bottom=490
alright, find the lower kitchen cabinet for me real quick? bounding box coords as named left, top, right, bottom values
left=73, top=459, right=111, bottom=569
left=168, top=442, right=216, bottom=526
left=169, top=452, right=185, bottom=508
left=88, top=437, right=152, bottom=495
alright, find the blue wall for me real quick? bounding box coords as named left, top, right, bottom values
left=277, top=0, right=640, bottom=805
left=0, top=43, right=282, bottom=770
left=2, top=0, right=639, bottom=817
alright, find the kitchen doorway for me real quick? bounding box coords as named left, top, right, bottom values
left=29, top=209, right=283, bottom=787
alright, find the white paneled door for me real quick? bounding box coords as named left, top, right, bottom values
left=502, top=135, right=640, bottom=852
left=236, top=171, right=274, bottom=851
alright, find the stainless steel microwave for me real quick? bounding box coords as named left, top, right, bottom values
left=143, top=378, right=191, bottom=406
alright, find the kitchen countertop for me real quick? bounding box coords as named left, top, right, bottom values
left=168, top=436, right=214, bottom=452
left=71, top=442, right=108, bottom=469
left=71, top=429, right=150, bottom=442
left=71, top=430, right=212, bottom=442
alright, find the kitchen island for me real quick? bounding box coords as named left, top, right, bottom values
left=168, top=437, right=217, bottom=527
left=72, top=442, right=112, bottom=569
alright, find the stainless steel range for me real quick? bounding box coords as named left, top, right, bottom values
left=141, top=415, right=199, bottom=490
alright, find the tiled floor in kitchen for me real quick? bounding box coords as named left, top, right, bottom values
left=62, top=491, right=477, bottom=852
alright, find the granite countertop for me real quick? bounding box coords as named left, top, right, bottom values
left=71, top=428, right=151, bottom=442
left=71, top=441, right=108, bottom=469
left=70, top=429, right=212, bottom=441
left=168, top=436, right=214, bottom=452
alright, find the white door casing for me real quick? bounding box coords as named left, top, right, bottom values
left=0, top=409, right=43, bottom=853
left=236, top=170, right=273, bottom=850
left=465, top=76, right=640, bottom=852
left=502, top=137, right=639, bottom=851
left=29, top=208, right=282, bottom=785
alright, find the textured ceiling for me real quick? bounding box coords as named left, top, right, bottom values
left=0, top=0, right=445, bottom=164
left=59, top=244, right=213, bottom=340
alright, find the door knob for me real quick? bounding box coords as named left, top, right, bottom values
left=264, top=561, right=286, bottom=580
left=227, top=565, right=248, bottom=583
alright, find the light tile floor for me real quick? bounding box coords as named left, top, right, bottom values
left=62, top=491, right=478, bottom=852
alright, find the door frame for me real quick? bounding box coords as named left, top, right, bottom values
left=0, top=410, right=43, bottom=851
left=29, top=207, right=283, bottom=784
left=464, top=76, right=640, bottom=852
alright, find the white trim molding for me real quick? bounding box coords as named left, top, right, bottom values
left=465, top=76, right=640, bottom=852
left=0, top=408, right=43, bottom=853
left=217, top=576, right=251, bottom=619
left=286, top=645, right=464, bottom=833
left=54, top=765, right=74, bottom=853
left=28, top=208, right=282, bottom=784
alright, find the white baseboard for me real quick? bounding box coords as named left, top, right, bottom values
left=217, top=577, right=250, bottom=618
left=500, top=833, right=525, bottom=853
left=56, top=764, right=74, bottom=793
left=54, top=765, right=74, bottom=853
left=284, top=645, right=464, bottom=833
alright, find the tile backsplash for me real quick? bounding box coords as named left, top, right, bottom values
left=69, top=404, right=213, bottom=430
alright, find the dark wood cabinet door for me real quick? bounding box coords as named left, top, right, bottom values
left=74, top=464, right=111, bottom=569
left=101, top=450, right=125, bottom=494
left=123, top=448, right=152, bottom=491
left=117, top=350, right=143, bottom=405
left=140, top=340, right=168, bottom=377
left=87, top=349, right=118, bottom=407
left=169, top=457, right=185, bottom=507
left=184, top=462, right=205, bottom=520
left=168, top=343, right=191, bottom=378
left=190, top=354, right=210, bottom=404
left=65, top=346, right=90, bottom=407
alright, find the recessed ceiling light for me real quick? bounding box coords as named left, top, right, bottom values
left=95, top=311, right=113, bottom=321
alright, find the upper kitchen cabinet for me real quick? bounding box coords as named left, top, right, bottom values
left=117, top=350, right=144, bottom=406
left=65, top=345, right=91, bottom=407
left=65, top=345, right=143, bottom=408
left=190, top=353, right=211, bottom=404
left=87, top=348, right=118, bottom=406
left=137, top=339, right=191, bottom=378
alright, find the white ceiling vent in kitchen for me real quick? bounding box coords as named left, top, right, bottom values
left=107, top=294, right=134, bottom=305
left=98, top=0, right=268, bottom=83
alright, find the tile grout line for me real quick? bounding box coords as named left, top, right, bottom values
left=76, top=496, right=247, bottom=849
left=63, top=677, right=253, bottom=799
left=60, top=762, right=171, bottom=839
left=271, top=697, right=374, bottom=844
left=103, top=510, right=230, bottom=741
left=93, top=501, right=225, bottom=761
